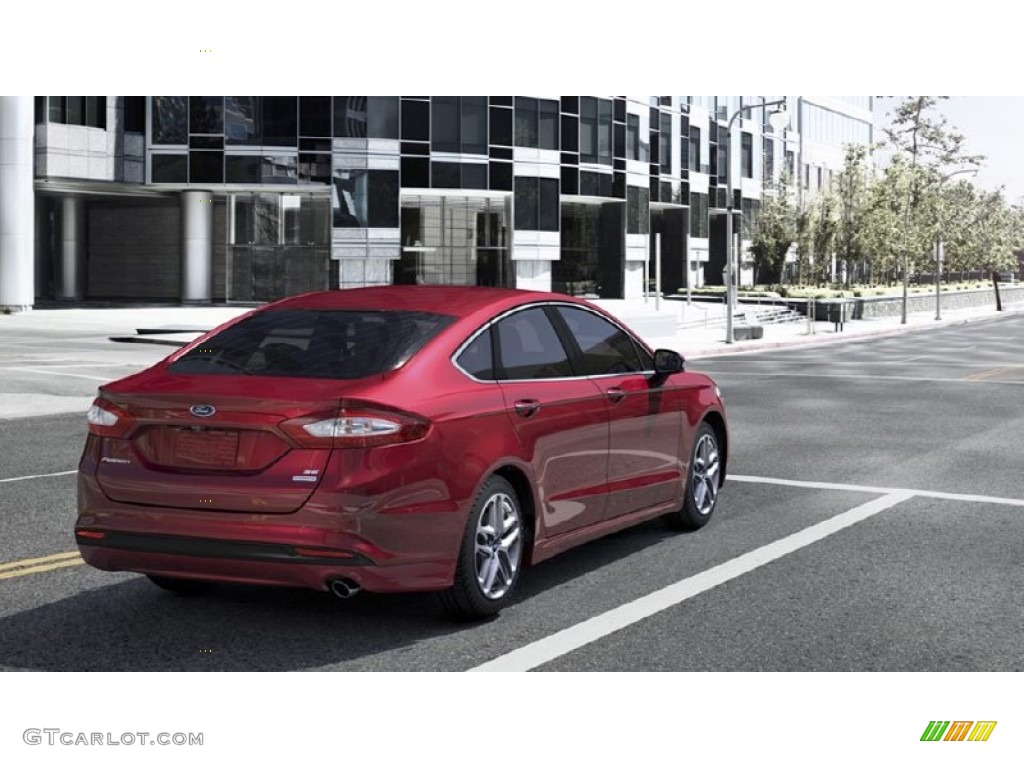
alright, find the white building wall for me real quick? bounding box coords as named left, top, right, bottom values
left=0, top=96, right=35, bottom=311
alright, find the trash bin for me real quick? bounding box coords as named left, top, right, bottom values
left=826, top=301, right=846, bottom=331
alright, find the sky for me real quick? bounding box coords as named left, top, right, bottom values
left=875, top=97, right=1024, bottom=204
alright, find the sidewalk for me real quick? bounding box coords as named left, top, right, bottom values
left=644, top=299, right=1024, bottom=360
left=1, top=296, right=1021, bottom=359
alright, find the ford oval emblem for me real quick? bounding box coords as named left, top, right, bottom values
left=190, top=404, right=216, bottom=418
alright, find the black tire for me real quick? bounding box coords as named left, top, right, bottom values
left=145, top=574, right=218, bottom=596
left=438, top=476, right=526, bottom=621
left=663, top=421, right=722, bottom=531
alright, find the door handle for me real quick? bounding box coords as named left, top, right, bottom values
left=513, top=399, right=541, bottom=418
left=606, top=387, right=626, bottom=403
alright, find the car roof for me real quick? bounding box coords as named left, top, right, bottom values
left=266, top=286, right=583, bottom=319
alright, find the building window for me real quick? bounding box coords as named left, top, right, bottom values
left=579, top=97, right=613, bottom=165
left=333, top=169, right=399, bottom=228
left=151, top=97, right=188, bottom=144
left=514, top=177, right=537, bottom=230
left=513, top=97, right=558, bottom=150
left=401, top=99, right=429, bottom=141
left=261, top=154, right=297, bottom=184
left=190, top=96, right=223, bottom=134
left=490, top=106, right=513, bottom=146
left=659, top=112, right=672, bottom=175
left=124, top=97, right=145, bottom=133
left=334, top=97, right=399, bottom=139
left=489, top=161, right=512, bottom=191
left=786, top=150, right=795, bottom=177
left=402, top=156, right=430, bottom=188
left=688, top=126, right=700, bottom=173
left=741, top=198, right=760, bottom=234
left=626, top=186, right=649, bottom=234
left=430, top=161, right=487, bottom=190
left=299, top=96, right=332, bottom=138
left=627, top=114, right=639, bottom=161
left=514, top=177, right=558, bottom=232
left=45, top=96, right=106, bottom=129
left=432, top=162, right=459, bottom=188
left=225, top=97, right=261, bottom=145
left=86, top=97, right=106, bottom=129
left=689, top=192, right=708, bottom=238
left=226, top=155, right=260, bottom=183
left=579, top=171, right=612, bottom=198
left=431, top=96, right=487, bottom=154
left=190, top=151, right=224, bottom=183
left=539, top=177, right=559, bottom=231
left=741, top=132, right=753, bottom=178
left=151, top=153, right=188, bottom=183
left=298, top=153, right=331, bottom=185
left=262, top=97, right=297, bottom=146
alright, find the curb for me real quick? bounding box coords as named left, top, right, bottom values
left=683, top=305, right=1024, bottom=360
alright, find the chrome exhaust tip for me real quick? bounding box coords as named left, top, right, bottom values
left=328, top=578, right=362, bottom=599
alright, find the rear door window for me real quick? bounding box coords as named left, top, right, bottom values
left=494, top=307, right=574, bottom=380
left=169, top=309, right=453, bottom=379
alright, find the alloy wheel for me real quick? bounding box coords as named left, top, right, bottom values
left=690, top=432, right=720, bottom=516
left=474, top=492, right=522, bottom=600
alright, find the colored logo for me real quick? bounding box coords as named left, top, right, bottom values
left=921, top=721, right=997, bottom=742
left=190, top=404, right=216, bottom=418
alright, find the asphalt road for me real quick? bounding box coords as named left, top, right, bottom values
left=1, top=316, right=1022, bottom=671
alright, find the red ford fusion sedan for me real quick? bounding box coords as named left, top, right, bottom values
left=76, top=287, right=727, bottom=620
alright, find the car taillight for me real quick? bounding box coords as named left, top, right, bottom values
left=86, top=398, right=134, bottom=438
left=281, top=407, right=428, bottom=449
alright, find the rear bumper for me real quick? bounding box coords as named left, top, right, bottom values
left=76, top=468, right=464, bottom=593
left=78, top=538, right=452, bottom=593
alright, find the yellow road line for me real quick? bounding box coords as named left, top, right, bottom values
left=965, top=367, right=1008, bottom=381
left=0, top=558, right=85, bottom=580
left=0, top=551, right=85, bottom=579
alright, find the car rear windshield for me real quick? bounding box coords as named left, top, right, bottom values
left=168, top=309, right=454, bottom=379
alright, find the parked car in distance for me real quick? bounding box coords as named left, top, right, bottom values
left=76, top=286, right=728, bottom=620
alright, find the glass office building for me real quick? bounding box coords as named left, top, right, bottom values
left=0, top=95, right=874, bottom=310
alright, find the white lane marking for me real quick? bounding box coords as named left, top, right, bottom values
left=0, top=361, right=139, bottom=368
left=5, top=367, right=110, bottom=381
left=706, top=370, right=1024, bottom=384
left=701, top=359, right=995, bottom=368
left=729, top=474, right=893, bottom=494
left=730, top=474, right=1024, bottom=508
left=469, top=491, right=915, bottom=672
left=0, top=470, right=77, bottom=484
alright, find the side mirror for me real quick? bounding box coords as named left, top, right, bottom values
left=653, top=348, right=684, bottom=375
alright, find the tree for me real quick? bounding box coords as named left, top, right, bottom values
left=883, top=97, right=984, bottom=322
left=794, top=208, right=813, bottom=285
left=810, top=192, right=838, bottom=285
left=833, top=144, right=872, bottom=285
left=861, top=158, right=917, bottom=285
left=749, top=172, right=796, bottom=285
left=963, top=189, right=1020, bottom=310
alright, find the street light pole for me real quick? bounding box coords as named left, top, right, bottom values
left=725, top=98, right=788, bottom=343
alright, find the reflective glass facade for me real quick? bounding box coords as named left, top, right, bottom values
left=26, top=94, right=874, bottom=304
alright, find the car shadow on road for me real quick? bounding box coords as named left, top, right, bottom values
left=0, top=519, right=680, bottom=672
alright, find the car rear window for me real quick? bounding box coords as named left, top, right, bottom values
left=168, top=309, right=454, bottom=379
